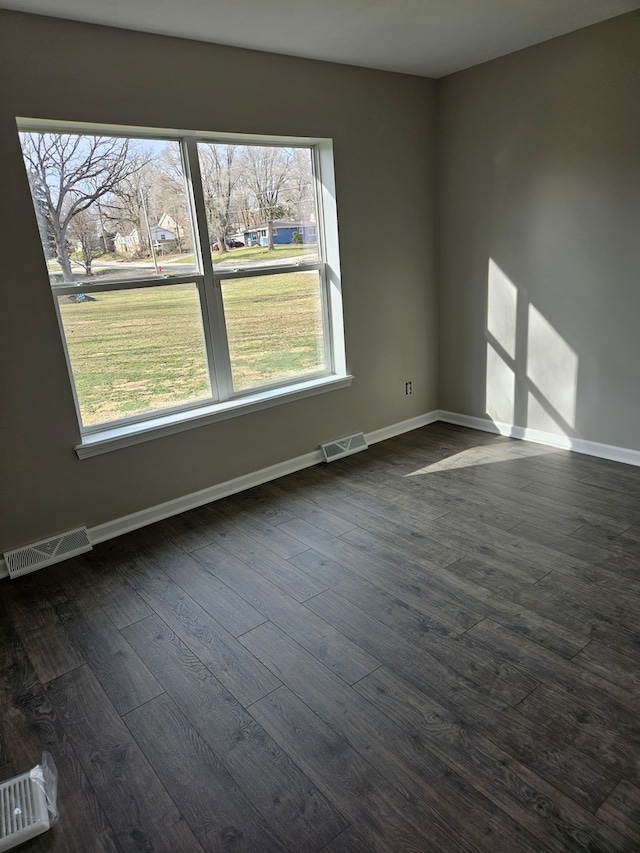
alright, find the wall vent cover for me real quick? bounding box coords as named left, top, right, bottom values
left=0, top=769, right=50, bottom=850
left=321, top=432, right=368, bottom=462
left=3, top=527, right=92, bottom=580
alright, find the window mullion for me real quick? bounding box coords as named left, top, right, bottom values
left=215, top=261, right=323, bottom=281
left=183, top=138, right=234, bottom=401
left=52, top=275, right=201, bottom=296
left=316, top=140, right=346, bottom=376
left=317, top=264, right=334, bottom=374
left=52, top=292, right=86, bottom=431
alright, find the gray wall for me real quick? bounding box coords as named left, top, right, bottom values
left=4, top=9, right=638, bottom=555
left=0, top=11, right=437, bottom=553
left=437, top=12, right=640, bottom=450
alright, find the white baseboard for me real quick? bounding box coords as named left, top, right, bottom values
left=89, top=449, right=323, bottom=546
left=438, top=410, right=640, bottom=467
left=4, top=407, right=635, bottom=580
left=0, top=410, right=440, bottom=580
left=366, top=411, right=440, bottom=445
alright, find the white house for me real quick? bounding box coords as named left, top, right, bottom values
left=114, top=225, right=177, bottom=254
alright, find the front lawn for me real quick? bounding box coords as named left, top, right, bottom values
left=59, top=271, right=324, bottom=426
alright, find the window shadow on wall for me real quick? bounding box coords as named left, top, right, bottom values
left=485, top=258, right=578, bottom=441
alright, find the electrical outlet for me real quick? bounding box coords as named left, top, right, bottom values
left=405, top=381, right=412, bottom=395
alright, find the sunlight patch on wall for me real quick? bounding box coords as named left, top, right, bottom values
left=487, top=259, right=517, bottom=359
left=527, top=304, right=578, bottom=429
left=485, top=259, right=578, bottom=438
left=486, top=342, right=515, bottom=424
left=527, top=393, right=564, bottom=434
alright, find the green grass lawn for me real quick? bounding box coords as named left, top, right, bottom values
left=59, top=272, right=324, bottom=426
left=223, top=270, right=324, bottom=390
left=172, top=244, right=317, bottom=266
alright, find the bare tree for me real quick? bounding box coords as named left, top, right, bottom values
left=25, top=168, right=56, bottom=258
left=230, top=188, right=258, bottom=232
left=241, top=146, right=293, bottom=250
left=156, top=145, right=192, bottom=253
left=67, top=208, right=102, bottom=276
left=19, top=132, right=143, bottom=282
left=286, top=148, right=316, bottom=226
left=153, top=169, right=191, bottom=253
left=104, top=162, right=158, bottom=258
left=198, top=143, right=237, bottom=254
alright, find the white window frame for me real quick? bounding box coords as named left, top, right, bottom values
left=17, top=118, right=350, bottom=458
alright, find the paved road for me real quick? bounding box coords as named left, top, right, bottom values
left=55, top=251, right=317, bottom=282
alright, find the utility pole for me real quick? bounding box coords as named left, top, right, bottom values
left=97, top=201, right=109, bottom=254
left=140, top=188, right=159, bottom=274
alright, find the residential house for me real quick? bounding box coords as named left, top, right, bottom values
left=158, top=212, right=188, bottom=245
left=114, top=225, right=177, bottom=254
left=113, top=228, right=140, bottom=254
left=244, top=219, right=317, bottom=246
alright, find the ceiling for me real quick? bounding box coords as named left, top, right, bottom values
left=3, top=0, right=640, bottom=77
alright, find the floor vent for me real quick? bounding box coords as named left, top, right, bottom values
left=321, top=432, right=368, bottom=462
left=0, top=769, right=50, bottom=850
left=3, top=527, right=92, bottom=580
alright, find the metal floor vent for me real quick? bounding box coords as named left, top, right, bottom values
left=321, top=432, right=368, bottom=462
left=0, top=770, right=50, bottom=850
left=3, top=527, right=92, bottom=580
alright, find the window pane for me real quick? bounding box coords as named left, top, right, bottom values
left=197, top=143, right=319, bottom=270
left=19, top=132, right=198, bottom=285
left=57, top=284, right=211, bottom=426
left=221, top=270, right=326, bottom=392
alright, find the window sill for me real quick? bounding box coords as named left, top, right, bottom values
left=75, top=374, right=353, bottom=459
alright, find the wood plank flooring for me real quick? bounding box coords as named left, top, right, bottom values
left=1, top=423, right=640, bottom=852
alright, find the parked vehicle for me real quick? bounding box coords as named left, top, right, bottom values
left=211, top=239, right=245, bottom=250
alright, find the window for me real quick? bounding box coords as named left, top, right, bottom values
left=17, top=120, right=347, bottom=453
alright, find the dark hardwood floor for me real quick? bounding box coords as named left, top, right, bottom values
left=2, top=423, right=640, bottom=852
